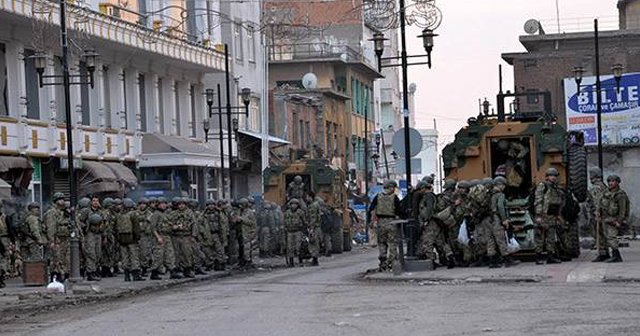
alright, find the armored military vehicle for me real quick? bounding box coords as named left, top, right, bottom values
left=442, top=90, right=587, bottom=257
left=263, top=159, right=352, bottom=253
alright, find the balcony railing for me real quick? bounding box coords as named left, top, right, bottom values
left=270, top=42, right=365, bottom=63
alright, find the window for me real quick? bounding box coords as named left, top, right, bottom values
left=23, top=49, right=40, bottom=119
left=103, top=67, right=111, bottom=128
left=158, top=78, right=164, bottom=134
left=122, top=69, right=128, bottom=129
left=139, top=73, right=147, bottom=132
left=79, top=62, right=90, bottom=125
left=138, top=0, right=148, bottom=26
left=299, top=119, right=304, bottom=148
left=234, top=22, right=243, bottom=61
left=0, top=43, right=6, bottom=116
left=54, top=56, right=66, bottom=123
left=190, top=84, right=196, bottom=137
left=174, top=82, right=181, bottom=136
left=326, top=122, right=332, bottom=155
left=186, top=0, right=197, bottom=42
left=247, top=26, right=256, bottom=62
left=305, top=121, right=310, bottom=149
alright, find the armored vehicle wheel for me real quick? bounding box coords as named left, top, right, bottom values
left=568, top=131, right=588, bottom=202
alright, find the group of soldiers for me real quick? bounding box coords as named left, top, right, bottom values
left=0, top=193, right=267, bottom=286
left=370, top=166, right=630, bottom=272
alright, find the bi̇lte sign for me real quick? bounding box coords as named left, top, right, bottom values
left=564, top=73, right=640, bottom=146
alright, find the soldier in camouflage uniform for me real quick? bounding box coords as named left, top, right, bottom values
left=369, top=180, right=402, bottom=271
left=486, top=177, right=518, bottom=268
left=217, top=200, right=230, bottom=263
left=417, top=182, right=455, bottom=269
left=115, top=199, right=145, bottom=281
left=21, top=203, right=46, bottom=262
left=284, top=199, right=305, bottom=267
left=149, top=198, right=180, bottom=280
left=0, top=202, right=10, bottom=287
left=78, top=196, right=104, bottom=281
left=45, top=192, right=71, bottom=281
left=439, top=179, right=463, bottom=265
left=588, top=167, right=610, bottom=262
left=305, top=194, right=324, bottom=266
left=133, top=198, right=154, bottom=276
left=258, top=202, right=275, bottom=258
left=199, top=200, right=226, bottom=271
left=597, top=175, right=630, bottom=263
left=76, top=197, right=90, bottom=276
left=466, top=178, right=493, bottom=267
left=534, top=168, right=563, bottom=265
left=287, top=176, right=306, bottom=203
left=273, top=203, right=286, bottom=255
left=168, top=197, right=196, bottom=278
left=100, top=198, right=119, bottom=277
left=236, top=198, right=257, bottom=266
left=451, top=181, right=472, bottom=265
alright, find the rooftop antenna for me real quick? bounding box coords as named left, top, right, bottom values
left=556, top=0, right=561, bottom=33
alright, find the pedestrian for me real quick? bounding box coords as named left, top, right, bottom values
left=588, top=167, right=610, bottom=262
left=44, top=192, right=71, bottom=282
left=284, top=199, right=305, bottom=267
left=20, top=202, right=46, bottom=262
left=597, top=175, right=630, bottom=263
left=533, top=168, right=564, bottom=265
left=168, top=197, right=196, bottom=278
left=149, top=197, right=180, bottom=280
left=115, top=198, right=145, bottom=281
left=369, top=180, right=402, bottom=272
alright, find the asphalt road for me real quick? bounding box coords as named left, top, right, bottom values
left=3, top=248, right=640, bottom=336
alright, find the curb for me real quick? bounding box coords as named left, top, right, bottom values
left=602, top=276, right=640, bottom=283
left=362, top=274, right=546, bottom=284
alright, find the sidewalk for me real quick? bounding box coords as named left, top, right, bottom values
left=0, top=256, right=287, bottom=318
left=364, top=240, right=640, bottom=284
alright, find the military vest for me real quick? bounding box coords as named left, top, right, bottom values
left=542, top=182, right=564, bottom=216
left=376, top=193, right=396, bottom=217
left=284, top=209, right=305, bottom=232
left=600, top=189, right=630, bottom=219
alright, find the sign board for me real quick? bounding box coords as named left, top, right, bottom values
left=391, top=128, right=423, bottom=157
left=398, top=179, right=408, bottom=199
left=32, top=158, right=41, bottom=182
left=564, top=73, right=640, bottom=146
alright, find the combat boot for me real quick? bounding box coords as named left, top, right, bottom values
left=592, top=253, right=610, bottom=262
left=132, top=270, right=146, bottom=281
left=86, top=272, right=98, bottom=282
left=140, top=268, right=148, bottom=277
left=0, top=270, right=6, bottom=288
left=298, top=256, right=304, bottom=266
left=378, top=257, right=388, bottom=271
left=605, top=249, right=623, bottom=263
left=311, top=257, right=319, bottom=266
left=169, top=269, right=184, bottom=279
left=150, top=270, right=162, bottom=280
left=535, top=254, right=545, bottom=265
left=447, top=255, right=456, bottom=269
left=546, top=254, right=561, bottom=264
left=183, top=268, right=196, bottom=278
left=488, top=255, right=502, bottom=268
left=503, top=256, right=520, bottom=268
left=213, top=260, right=221, bottom=271
left=124, top=270, right=131, bottom=282
left=101, top=266, right=112, bottom=278
left=195, top=267, right=207, bottom=275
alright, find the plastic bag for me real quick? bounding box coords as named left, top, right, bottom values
left=457, top=219, right=470, bottom=246
left=506, top=233, right=521, bottom=254
left=46, top=275, right=65, bottom=294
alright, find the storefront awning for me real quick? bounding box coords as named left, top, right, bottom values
left=238, top=129, right=290, bottom=145
left=139, top=133, right=223, bottom=168
left=103, top=162, right=138, bottom=187
left=0, top=178, right=11, bottom=200
left=78, top=161, right=120, bottom=196
left=0, top=156, right=32, bottom=172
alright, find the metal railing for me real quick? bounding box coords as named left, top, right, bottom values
left=270, top=42, right=364, bottom=62
left=538, top=15, right=621, bottom=34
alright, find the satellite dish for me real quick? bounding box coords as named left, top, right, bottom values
left=302, top=72, right=318, bottom=89
left=340, top=53, right=348, bottom=62
left=524, top=19, right=544, bottom=35
left=391, top=128, right=423, bottom=157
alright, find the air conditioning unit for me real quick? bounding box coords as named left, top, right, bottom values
left=98, top=3, right=121, bottom=18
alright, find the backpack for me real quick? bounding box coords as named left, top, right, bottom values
left=467, top=185, right=492, bottom=218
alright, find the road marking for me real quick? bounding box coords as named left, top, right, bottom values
left=566, top=263, right=607, bottom=282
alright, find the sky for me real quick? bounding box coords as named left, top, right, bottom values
left=405, top=0, right=618, bottom=145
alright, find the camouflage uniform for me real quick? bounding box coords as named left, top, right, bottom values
left=598, top=175, right=629, bottom=262
left=168, top=202, right=196, bottom=277
left=258, top=203, right=275, bottom=257
left=0, top=211, right=10, bottom=286
left=21, top=205, right=46, bottom=261
left=284, top=201, right=305, bottom=265
left=370, top=183, right=401, bottom=271
left=534, top=180, right=564, bottom=261
left=133, top=205, right=154, bottom=273
left=79, top=205, right=103, bottom=279
left=115, top=202, right=144, bottom=281
left=287, top=177, right=306, bottom=202
left=100, top=201, right=120, bottom=275
left=588, top=175, right=609, bottom=258
left=149, top=201, right=178, bottom=279
left=417, top=189, right=453, bottom=265
left=305, top=198, right=324, bottom=264
left=44, top=200, right=71, bottom=277
left=486, top=181, right=510, bottom=266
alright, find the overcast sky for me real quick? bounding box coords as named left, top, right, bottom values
left=405, top=0, right=618, bottom=145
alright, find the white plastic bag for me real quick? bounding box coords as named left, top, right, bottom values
left=457, top=219, right=470, bottom=246
left=46, top=275, right=65, bottom=294
left=506, top=233, right=521, bottom=253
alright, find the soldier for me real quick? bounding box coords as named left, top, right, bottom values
left=115, top=198, right=145, bottom=281
left=452, top=181, right=472, bottom=265
left=45, top=192, right=71, bottom=281
left=217, top=199, right=231, bottom=264
left=417, top=182, right=455, bottom=269
left=287, top=175, right=306, bottom=202
left=284, top=199, right=305, bottom=267
left=588, top=167, right=610, bottom=262
left=236, top=198, right=257, bottom=266
left=369, top=180, right=402, bottom=271
left=100, top=198, right=119, bottom=277
left=305, top=194, right=324, bottom=266
left=597, top=175, right=629, bottom=263
left=534, top=168, right=564, bottom=265
left=134, top=198, right=154, bottom=276
left=79, top=196, right=104, bottom=281
left=0, top=202, right=9, bottom=287
left=466, top=178, right=493, bottom=267
left=149, top=197, right=180, bottom=280
left=148, top=197, right=158, bottom=211
left=21, top=203, right=46, bottom=262
left=168, top=197, right=196, bottom=278
left=273, top=203, right=286, bottom=256
left=438, top=179, right=463, bottom=265
left=199, top=199, right=226, bottom=271
left=258, top=202, right=274, bottom=258
left=486, top=177, right=519, bottom=268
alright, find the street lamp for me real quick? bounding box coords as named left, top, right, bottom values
left=29, top=0, right=100, bottom=283
left=241, top=88, right=251, bottom=117
left=417, top=28, right=438, bottom=69
left=572, top=19, right=625, bottom=172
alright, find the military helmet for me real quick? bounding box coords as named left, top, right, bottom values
left=172, top=196, right=182, bottom=204
left=469, top=179, right=480, bottom=187
left=157, top=197, right=167, bottom=204
left=493, top=176, right=508, bottom=186
left=247, top=196, right=255, bottom=204
left=443, top=179, right=457, bottom=190
left=27, top=202, right=40, bottom=210
left=383, top=180, right=398, bottom=189
left=88, top=213, right=103, bottom=225
left=205, top=199, right=216, bottom=205
left=78, top=197, right=91, bottom=208
left=123, top=198, right=135, bottom=208
left=52, top=192, right=65, bottom=202
left=588, top=167, right=603, bottom=178
left=607, top=174, right=621, bottom=183
left=103, top=197, right=114, bottom=207
left=294, top=175, right=302, bottom=183
left=239, top=198, right=249, bottom=206
left=481, top=177, right=494, bottom=186
left=138, top=197, right=149, bottom=204
left=421, top=175, right=434, bottom=185
left=415, top=181, right=427, bottom=190
left=457, top=180, right=471, bottom=189
left=113, top=198, right=123, bottom=205
left=545, top=167, right=559, bottom=177
left=148, top=197, right=158, bottom=203
left=289, top=198, right=300, bottom=205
